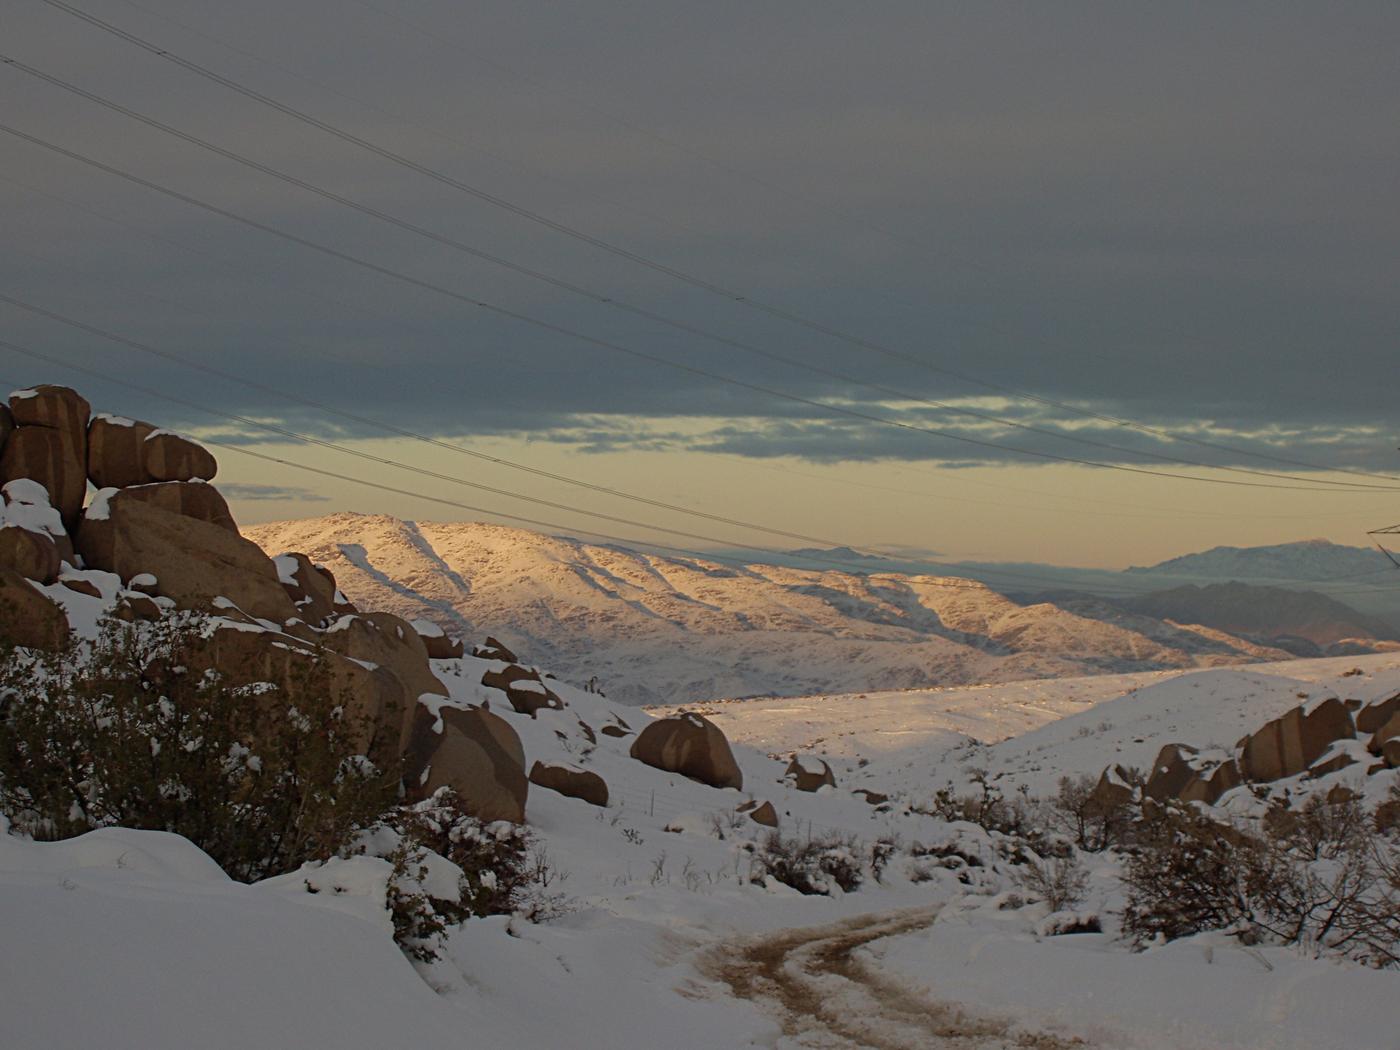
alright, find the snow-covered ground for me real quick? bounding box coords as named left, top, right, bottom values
left=4, top=649, right=1398, bottom=1049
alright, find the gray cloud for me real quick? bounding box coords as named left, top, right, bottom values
left=1, top=1, right=1396, bottom=474
left=218, top=482, right=330, bottom=502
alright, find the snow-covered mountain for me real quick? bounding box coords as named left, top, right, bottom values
left=1126, top=538, right=1393, bottom=581
left=245, top=513, right=1292, bottom=706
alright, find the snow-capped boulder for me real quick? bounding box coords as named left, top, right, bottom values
left=76, top=492, right=295, bottom=623
left=1090, top=764, right=1136, bottom=810
left=1144, top=744, right=1201, bottom=800
left=528, top=761, right=608, bottom=807
left=9, top=384, right=90, bottom=435
left=87, top=414, right=157, bottom=489
left=0, top=568, right=69, bottom=650
left=1357, top=692, right=1400, bottom=735
left=112, top=480, right=238, bottom=533
left=1236, top=697, right=1355, bottom=782
left=0, top=425, right=86, bottom=530
left=1369, top=712, right=1400, bottom=767
left=144, top=430, right=217, bottom=483
left=481, top=663, right=564, bottom=717
left=784, top=755, right=836, bottom=792
left=737, top=799, right=779, bottom=827
left=472, top=636, right=517, bottom=663
left=411, top=618, right=464, bottom=660
left=0, top=523, right=60, bottom=584
left=403, top=705, right=528, bottom=823
left=1179, top=758, right=1243, bottom=805
left=630, top=712, right=743, bottom=791
left=320, top=614, right=447, bottom=722
left=274, top=552, right=341, bottom=627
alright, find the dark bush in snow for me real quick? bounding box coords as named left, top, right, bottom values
left=748, top=830, right=864, bottom=895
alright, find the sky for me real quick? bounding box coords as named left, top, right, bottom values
left=2, top=0, right=1399, bottom=568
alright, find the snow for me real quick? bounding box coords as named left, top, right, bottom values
left=92, top=412, right=138, bottom=427
left=84, top=486, right=120, bottom=522
left=411, top=617, right=445, bottom=638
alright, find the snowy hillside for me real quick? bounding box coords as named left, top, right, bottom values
left=1127, top=538, right=1393, bottom=581
left=246, top=513, right=1293, bottom=705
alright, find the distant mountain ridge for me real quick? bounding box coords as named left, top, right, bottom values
left=246, top=513, right=1294, bottom=706
left=1127, top=539, right=1392, bottom=581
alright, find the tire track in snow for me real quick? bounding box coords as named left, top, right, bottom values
left=703, top=906, right=1089, bottom=1049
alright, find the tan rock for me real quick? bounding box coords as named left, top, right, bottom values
left=60, top=577, right=102, bottom=598
left=747, top=800, right=779, bottom=827
left=1179, top=760, right=1243, bottom=805
left=144, top=431, right=217, bottom=483
left=853, top=789, right=889, bottom=806
left=275, top=552, right=339, bottom=627
left=600, top=724, right=631, bottom=738
left=412, top=621, right=464, bottom=660
left=403, top=705, right=528, bottom=823
left=0, top=568, right=69, bottom=650
left=113, top=592, right=163, bottom=622
left=76, top=493, right=295, bottom=623
left=630, top=713, right=743, bottom=791
left=87, top=415, right=157, bottom=489
left=1357, top=693, right=1400, bottom=735
left=1, top=426, right=87, bottom=529
left=1370, top=712, right=1400, bottom=762
left=481, top=663, right=564, bottom=717
left=472, top=636, right=517, bottom=663
left=10, top=385, right=90, bottom=435
left=1238, top=698, right=1357, bottom=782
left=1144, top=744, right=1200, bottom=800
left=784, top=755, right=836, bottom=792
left=320, top=613, right=447, bottom=724
left=115, top=481, right=238, bottom=533
left=528, top=761, right=608, bottom=807
left=0, top=525, right=60, bottom=584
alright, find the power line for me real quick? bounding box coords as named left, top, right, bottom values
left=30, top=0, right=1400, bottom=488
left=6, top=54, right=1396, bottom=495
left=5, top=124, right=1396, bottom=497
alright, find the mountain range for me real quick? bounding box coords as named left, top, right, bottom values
left=245, top=513, right=1315, bottom=706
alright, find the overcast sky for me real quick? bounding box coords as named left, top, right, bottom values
left=3, top=1, right=1398, bottom=568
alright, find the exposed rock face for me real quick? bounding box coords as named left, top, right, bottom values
left=3, top=387, right=90, bottom=532
left=528, top=761, right=608, bottom=807
left=784, top=756, right=836, bottom=792
left=1179, top=759, right=1243, bottom=805
left=1357, top=693, right=1400, bottom=735
left=76, top=493, right=295, bottom=622
left=1144, top=744, right=1201, bottom=800
left=0, top=569, right=69, bottom=650
left=273, top=552, right=341, bottom=627
left=1237, top=698, right=1356, bottom=782
left=114, top=481, right=238, bottom=533
left=1370, top=712, right=1400, bottom=767
left=1090, top=765, right=1136, bottom=811
left=320, top=614, right=447, bottom=735
left=747, top=800, right=779, bottom=827
left=87, top=415, right=157, bottom=489
left=481, top=663, right=564, bottom=717
left=473, top=636, right=517, bottom=663
left=630, top=713, right=743, bottom=791
left=1, top=426, right=86, bottom=531
left=113, top=592, right=163, bottom=622
left=143, top=431, right=217, bottom=483
left=404, top=705, right=528, bottom=823
left=0, top=525, right=60, bottom=584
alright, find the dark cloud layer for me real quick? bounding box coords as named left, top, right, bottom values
left=2, top=1, right=1397, bottom=471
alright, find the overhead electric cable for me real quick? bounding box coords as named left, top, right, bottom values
left=30, top=0, right=1400, bottom=487
left=3, top=124, right=1394, bottom=496
left=5, top=53, right=1394, bottom=494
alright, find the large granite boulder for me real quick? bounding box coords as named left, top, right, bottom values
left=0, top=524, right=61, bottom=584
left=10, top=385, right=90, bottom=434
left=114, top=481, right=237, bottom=533
left=1237, top=698, right=1356, bottom=782
left=1144, top=744, right=1201, bottom=800
left=630, top=712, right=743, bottom=790
left=528, top=761, right=608, bottom=807
left=1357, top=693, right=1400, bottom=736
left=87, top=414, right=157, bottom=489
left=274, top=552, right=340, bottom=627
left=1, top=426, right=86, bottom=531
left=320, top=613, right=447, bottom=717
left=411, top=619, right=465, bottom=660
left=76, top=492, right=295, bottom=622
left=737, top=799, right=779, bottom=827
left=144, top=431, right=217, bottom=483
left=1089, top=765, right=1136, bottom=811
left=481, top=663, right=564, bottom=717
left=403, top=705, right=528, bottom=823
left=784, top=755, right=836, bottom=792
left=0, top=568, right=69, bottom=650
left=1179, top=759, right=1243, bottom=805
left=1369, top=711, right=1400, bottom=768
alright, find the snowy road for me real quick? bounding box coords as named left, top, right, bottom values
left=704, top=906, right=1089, bottom=1049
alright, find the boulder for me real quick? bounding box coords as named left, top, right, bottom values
left=1144, top=744, right=1200, bottom=800
left=320, top=613, right=448, bottom=717
left=87, top=415, right=157, bottom=489
left=1357, top=693, right=1400, bottom=735
left=1237, top=698, right=1357, bottom=782
left=411, top=619, right=465, bottom=660
left=274, top=552, right=339, bottom=627
left=746, top=800, right=779, bottom=827
left=10, top=385, right=90, bottom=436
left=113, top=592, right=163, bottom=622
left=114, top=481, right=238, bottom=533
left=403, top=705, right=528, bottom=823
left=529, top=761, right=608, bottom=807
left=853, top=789, right=890, bottom=806
left=143, top=431, right=217, bottom=483
left=1179, top=759, right=1243, bottom=805
left=784, top=755, right=836, bottom=792
left=481, top=663, right=564, bottom=717
left=630, top=713, right=743, bottom=791
left=1090, top=765, right=1136, bottom=811
left=473, top=636, right=517, bottom=663
left=0, top=568, right=69, bottom=650
left=0, top=524, right=60, bottom=584
left=60, top=577, right=102, bottom=598
left=1369, top=712, right=1400, bottom=767
left=0, top=426, right=86, bottom=529
left=600, top=724, right=631, bottom=739
left=76, top=492, right=295, bottom=623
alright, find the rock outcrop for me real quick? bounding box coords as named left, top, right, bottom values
left=784, top=756, right=836, bottom=792
left=412, top=619, right=464, bottom=660
left=1, top=386, right=90, bottom=532
left=320, top=613, right=447, bottom=732
left=481, top=663, right=564, bottom=717
left=630, top=713, right=743, bottom=791
left=112, top=481, right=237, bottom=533
left=1237, top=698, right=1356, bottom=782
left=404, top=706, right=528, bottom=824
left=528, top=761, right=608, bottom=807
left=274, top=552, right=341, bottom=627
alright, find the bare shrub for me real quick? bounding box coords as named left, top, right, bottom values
left=749, top=830, right=864, bottom=895
left=1018, top=854, right=1090, bottom=912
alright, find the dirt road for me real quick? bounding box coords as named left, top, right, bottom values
left=703, top=906, right=1087, bottom=1049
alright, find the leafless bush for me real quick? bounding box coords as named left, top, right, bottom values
left=1018, top=854, right=1090, bottom=912
left=748, top=830, right=864, bottom=895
